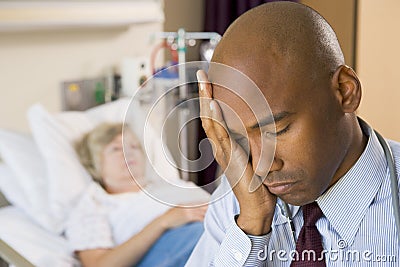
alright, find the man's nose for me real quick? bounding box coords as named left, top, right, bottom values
left=250, top=138, right=282, bottom=177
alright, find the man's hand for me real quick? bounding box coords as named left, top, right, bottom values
left=197, top=70, right=276, bottom=235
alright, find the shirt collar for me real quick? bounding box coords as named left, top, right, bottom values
left=316, top=119, right=387, bottom=245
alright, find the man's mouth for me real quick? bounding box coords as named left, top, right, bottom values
left=264, top=181, right=296, bottom=195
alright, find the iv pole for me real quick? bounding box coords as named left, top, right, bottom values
left=154, top=29, right=221, bottom=181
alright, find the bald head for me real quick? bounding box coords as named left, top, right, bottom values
left=212, top=2, right=344, bottom=79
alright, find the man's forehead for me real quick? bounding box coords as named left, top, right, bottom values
left=208, top=58, right=288, bottom=107
left=209, top=63, right=271, bottom=105
left=212, top=84, right=273, bottom=133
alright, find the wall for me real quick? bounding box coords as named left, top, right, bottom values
left=0, top=2, right=163, bottom=132
left=300, top=0, right=356, bottom=68
left=357, top=0, right=400, bottom=140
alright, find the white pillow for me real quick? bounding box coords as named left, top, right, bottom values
left=0, top=131, right=59, bottom=232
left=0, top=163, right=22, bottom=207
left=0, top=206, right=79, bottom=267
left=28, top=98, right=180, bottom=233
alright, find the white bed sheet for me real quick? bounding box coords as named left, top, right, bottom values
left=0, top=206, right=79, bottom=267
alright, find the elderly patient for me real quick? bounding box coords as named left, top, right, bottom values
left=65, top=122, right=207, bottom=267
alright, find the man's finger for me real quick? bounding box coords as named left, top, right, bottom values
left=209, top=100, right=232, bottom=159
left=197, top=69, right=231, bottom=166
left=197, top=70, right=214, bottom=134
left=197, top=70, right=212, bottom=98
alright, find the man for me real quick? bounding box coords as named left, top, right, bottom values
left=186, top=2, right=399, bottom=266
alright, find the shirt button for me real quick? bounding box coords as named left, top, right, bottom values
left=232, top=250, right=242, bottom=261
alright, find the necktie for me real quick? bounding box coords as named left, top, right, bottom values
left=290, top=202, right=326, bottom=267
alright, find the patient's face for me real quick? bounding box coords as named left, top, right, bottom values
left=101, top=131, right=145, bottom=193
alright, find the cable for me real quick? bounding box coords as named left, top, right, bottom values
left=375, top=130, right=400, bottom=244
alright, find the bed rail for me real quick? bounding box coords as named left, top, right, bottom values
left=0, top=239, right=35, bottom=267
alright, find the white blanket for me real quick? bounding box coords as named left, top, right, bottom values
left=0, top=206, right=79, bottom=267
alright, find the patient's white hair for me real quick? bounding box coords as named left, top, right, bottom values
left=75, top=122, right=140, bottom=188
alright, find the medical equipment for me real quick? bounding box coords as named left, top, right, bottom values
left=283, top=127, right=400, bottom=244
left=376, top=130, right=400, bottom=244
left=152, top=29, right=221, bottom=181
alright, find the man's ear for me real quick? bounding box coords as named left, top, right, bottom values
left=331, top=65, right=362, bottom=113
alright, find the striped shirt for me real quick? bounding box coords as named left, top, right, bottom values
left=186, top=121, right=400, bottom=266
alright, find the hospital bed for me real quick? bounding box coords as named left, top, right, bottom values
left=0, top=97, right=209, bottom=266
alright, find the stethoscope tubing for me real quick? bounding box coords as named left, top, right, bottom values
left=375, top=130, right=400, bottom=244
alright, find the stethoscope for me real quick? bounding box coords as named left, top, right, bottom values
left=282, top=129, right=400, bottom=243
